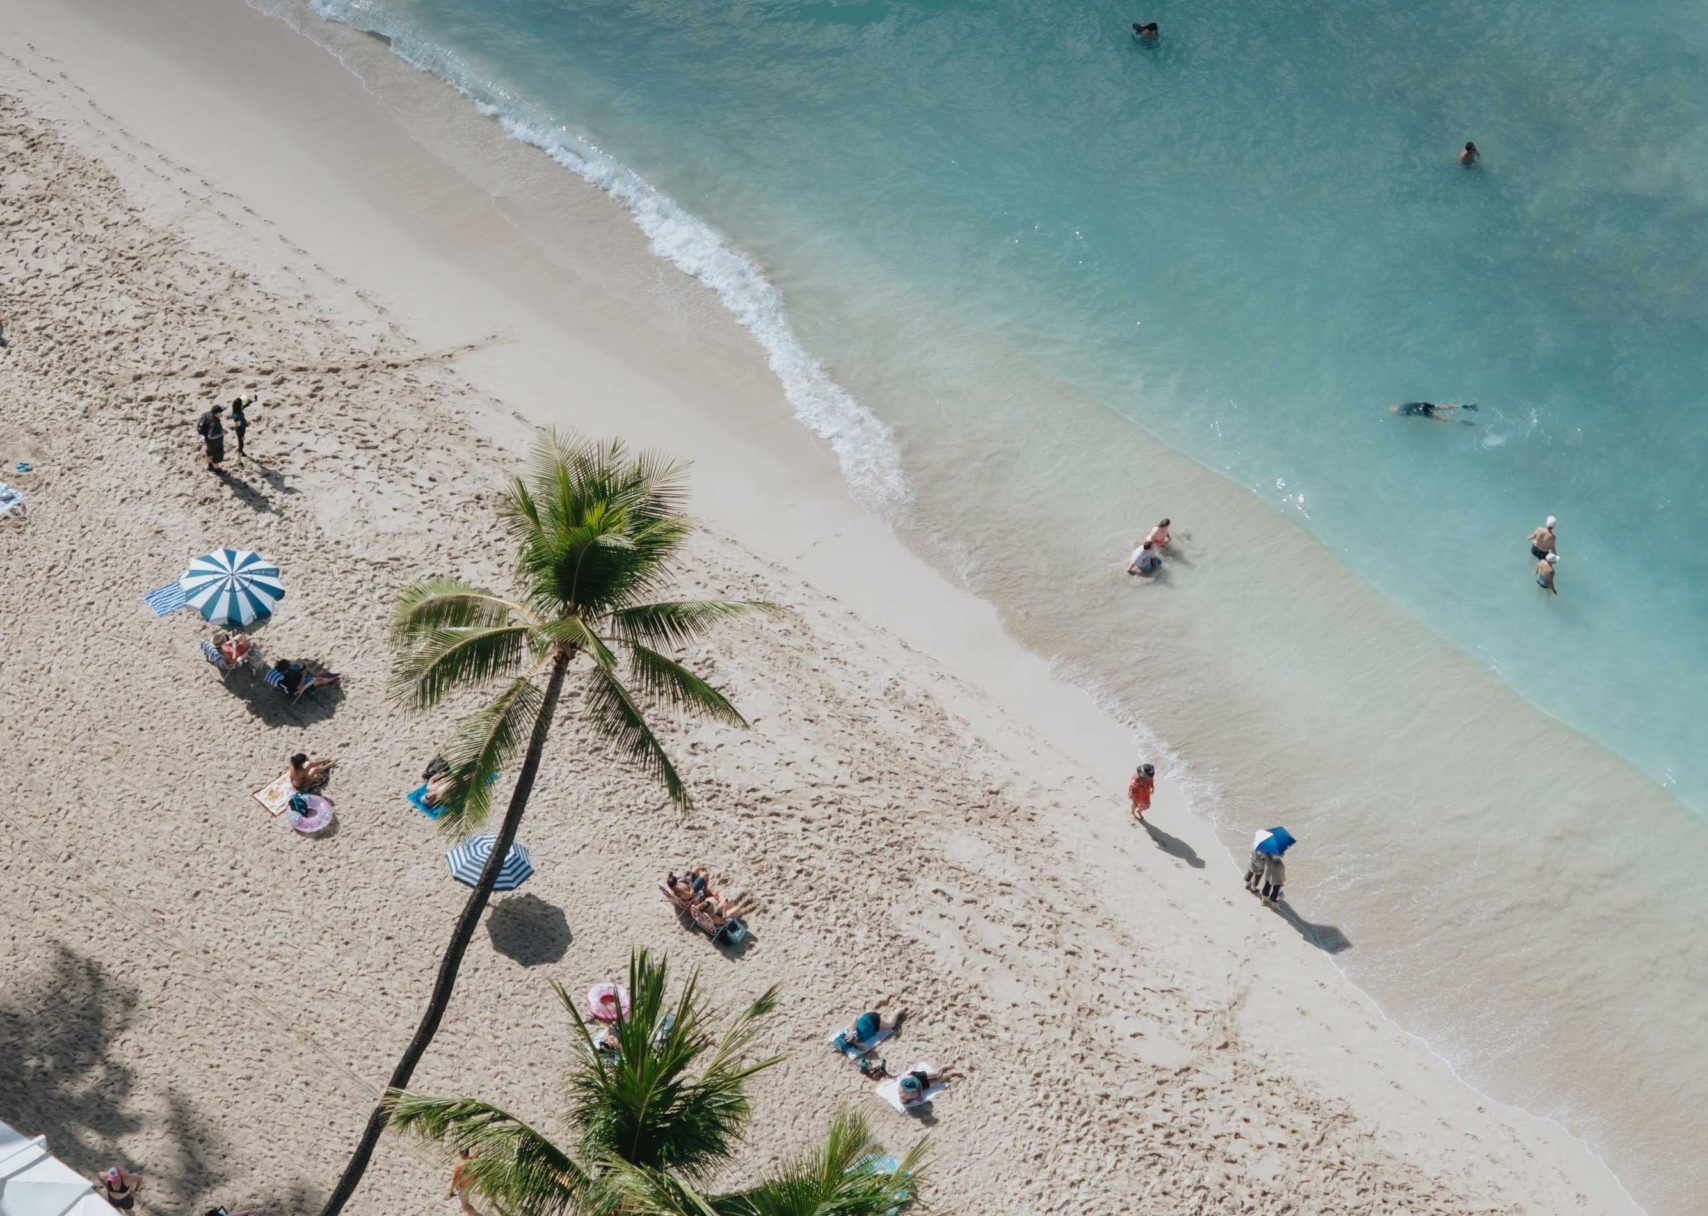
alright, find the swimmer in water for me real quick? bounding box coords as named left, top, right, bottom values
left=1133, top=22, right=1159, bottom=40
left=1389, top=401, right=1476, bottom=422
left=1536, top=551, right=1558, bottom=594
left=1459, top=141, right=1479, bottom=167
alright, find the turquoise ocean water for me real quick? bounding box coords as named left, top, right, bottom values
left=282, top=0, right=1708, bottom=1208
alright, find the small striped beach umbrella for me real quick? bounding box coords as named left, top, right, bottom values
left=445, top=834, right=534, bottom=892
left=179, top=548, right=285, bottom=627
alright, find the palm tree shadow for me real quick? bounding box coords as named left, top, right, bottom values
left=486, top=893, right=572, bottom=967
left=1141, top=820, right=1205, bottom=868
left=0, top=944, right=143, bottom=1162
left=1271, top=901, right=1353, bottom=954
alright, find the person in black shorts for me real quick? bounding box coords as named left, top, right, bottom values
left=230, top=394, right=252, bottom=458
left=196, top=404, right=225, bottom=470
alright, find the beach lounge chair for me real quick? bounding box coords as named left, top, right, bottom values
left=660, top=881, right=748, bottom=946
left=201, top=638, right=235, bottom=673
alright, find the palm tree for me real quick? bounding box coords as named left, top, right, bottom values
left=318, top=431, right=767, bottom=1216
left=387, top=950, right=927, bottom=1216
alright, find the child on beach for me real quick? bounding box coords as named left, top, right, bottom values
left=1128, top=763, right=1155, bottom=822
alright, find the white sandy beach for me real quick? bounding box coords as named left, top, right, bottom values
left=0, top=1, right=1648, bottom=1213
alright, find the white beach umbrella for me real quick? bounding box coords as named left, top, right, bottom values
left=0, top=1124, right=116, bottom=1216
left=179, top=547, right=285, bottom=627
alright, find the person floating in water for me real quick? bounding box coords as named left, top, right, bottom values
left=1389, top=401, right=1476, bottom=422
left=1132, top=22, right=1159, bottom=41
left=1528, top=515, right=1557, bottom=560
left=1536, top=551, right=1558, bottom=594
left=1459, top=141, right=1479, bottom=167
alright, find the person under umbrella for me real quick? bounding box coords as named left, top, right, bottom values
left=1245, top=826, right=1296, bottom=896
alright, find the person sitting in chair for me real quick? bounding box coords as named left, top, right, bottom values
left=273, top=658, right=340, bottom=695
left=213, top=631, right=254, bottom=668
left=289, top=752, right=335, bottom=792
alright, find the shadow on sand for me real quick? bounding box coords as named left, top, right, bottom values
left=487, top=893, right=573, bottom=967
left=0, top=944, right=325, bottom=1209
left=1271, top=900, right=1353, bottom=954
left=1141, top=819, right=1205, bottom=869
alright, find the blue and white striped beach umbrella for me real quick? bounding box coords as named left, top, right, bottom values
left=179, top=548, right=285, bottom=627
left=445, top=834, right=534, bottom=892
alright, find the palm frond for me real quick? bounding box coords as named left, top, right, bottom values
left=389, top=622, right=538, bottom=710
left=624, top=644, right=750, bottom=729
left=712, top=1109, right=927, bottom=1216
left=385, top=1091, right=591, bottom=1216
left=587, top=1157, right=722, bottom=1216
left=557, top=953, right=782, bottom=1181
left=580, top=663, right=688, bottom=808
left=391, top=577, right=531, bottom=645
left=538, top=615, right=619, bottom=671
left=609, top=600, right=777, bottom=651
left=429, top=676, right=545, bottom=836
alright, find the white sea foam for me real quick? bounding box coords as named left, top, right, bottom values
left=296, top=0, right=907, bottom=506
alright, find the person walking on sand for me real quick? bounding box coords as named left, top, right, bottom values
left=1536, top=551, right=1558, bottom=594
left=447, top=1151, right=479, bottom=1215
left=98, top=1166, right=142, bottom=1211
left=1259, top=855, right=1286, bottom=907
left=230, top=394, right=253, bottom=458
left=196, top=403, right=226, bottom=472
left=1128, top=763, right=1155, bottom=823
left=1528, top=515, right=1556, bottom=560
left=1459, top=141, right=1480, bottom=167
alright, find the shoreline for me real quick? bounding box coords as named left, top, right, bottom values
left=0, top=0, right=1656, bottom=1212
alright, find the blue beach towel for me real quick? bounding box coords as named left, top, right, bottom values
left=409, top=771, right=499, bottom=819
left=145, top=581, right=190, bottom=616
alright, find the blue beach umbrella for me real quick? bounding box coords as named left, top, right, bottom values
left=445, top=834, right=534, bottom=892
left=1255, top=826, right=1297, bottom=857
left=180, top=548, right=285, bottom=627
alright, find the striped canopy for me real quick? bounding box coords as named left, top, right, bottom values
left=445, top=834, right=533, bottom=892
left=179, top=548, right=285, bottom=627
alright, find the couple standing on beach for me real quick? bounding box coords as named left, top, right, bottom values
left=196, top=395, right=255, bottom=471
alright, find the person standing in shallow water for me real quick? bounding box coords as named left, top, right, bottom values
left=1536, top=551, right=1558, bottom=595
left=1459, top=141, right=1479, bottom=166
left=1528, top=515, right=1557, bottom=560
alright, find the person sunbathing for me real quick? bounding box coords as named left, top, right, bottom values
left=289, top=752, right=335, bottom=792
left=897, top=1064, right=960, bottom=1106
left=695, top=890, right=754, bottom=920
left=664, top=872, right=697, bottom=903
left=213, top=631, right=253, bottom=668
left=423, top=770, right=457, bottom=806
left=841, top=1006, right=909, bottom=1049
left=273, top=658, right=340, bottom=695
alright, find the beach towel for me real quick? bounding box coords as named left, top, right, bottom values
left=408, top=784, right=449, bottom=820
left=874, top=1061, right=946, bottom=1113
left=409, top=771, right=498, bottom=819
left=252, top=771, right=295, bottom=817
left=828, top=1024, right=894, bottom=1059
left=144, top=581, right=189, bottom=616
left=0, top=484, right=22, bottom=519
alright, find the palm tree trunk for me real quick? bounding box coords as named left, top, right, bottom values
left=318, top=653, right=572, bottom=1216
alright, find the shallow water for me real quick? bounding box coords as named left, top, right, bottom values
left=277, top=0, right=1708, bottom=1208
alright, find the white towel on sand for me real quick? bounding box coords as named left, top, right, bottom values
left=828, top=1024, right=893, bottom=1058
left=875, top=1061, right=946, bottom=1113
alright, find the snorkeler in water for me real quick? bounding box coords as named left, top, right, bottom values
left=1389, top=401, right=1477, bottom=422
left=1132, top=22, right=1159, bottom=41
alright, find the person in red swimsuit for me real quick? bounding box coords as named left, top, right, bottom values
left=1128, top=764, right=1156, bottom=823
